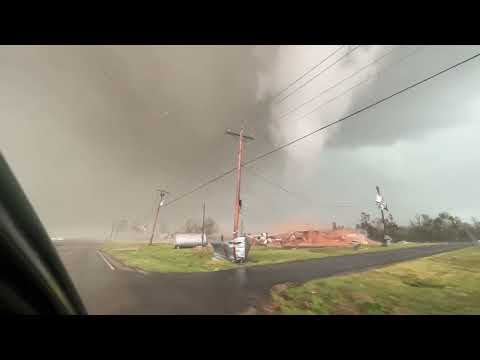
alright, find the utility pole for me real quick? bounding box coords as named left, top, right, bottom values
left=376, top=185, right=388, bottom=246
left=225, top=128, right=254, bottom=239
left=202, top=201, right=206, bottom=247
left=149, top=189, right=169, bottom=246
left=109, top=221, right=115, bottom=241
left=114, top=220, right=120, bottom=241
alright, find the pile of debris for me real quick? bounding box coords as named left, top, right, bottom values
left=260, top=226, right=379, bottom=248
left=211, top=236, right=252, bottom=263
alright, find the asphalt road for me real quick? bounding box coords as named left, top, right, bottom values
left=55, top=241, right=468, bottom=314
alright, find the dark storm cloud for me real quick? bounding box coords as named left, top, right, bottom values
left=246, top=45, right=480, bottom=228
left=3, top=45, right=480, bottom=238
left=324, top=45, right=480, bottom=148
left=0, top=46, right=279, bottom=237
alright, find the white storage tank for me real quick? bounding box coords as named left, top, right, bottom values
left=174, top=233, right=206, bottom=249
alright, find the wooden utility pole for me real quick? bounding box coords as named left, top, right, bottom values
left=225, top=128, right=254, bottom=238
left=233, top=128, right=244, bottom=238
left=149, top=189, right=169, bottom=246
left=202, top=201, right=206, bottom=247
left=109, top=221, right=115, bottom=241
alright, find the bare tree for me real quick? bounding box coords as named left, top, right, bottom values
left=182, top=217, right=219, bottom=235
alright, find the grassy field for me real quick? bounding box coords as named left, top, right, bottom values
left=268, top=246, right=480, bottom=315
left=102, top=241, right=430, bottom=273
left=103, top=243, right=235, bottom=272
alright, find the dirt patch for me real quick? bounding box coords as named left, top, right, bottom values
left=259, top=303, right=281, bottom=315
left=272, top=282, right=299, bottom=294
left=404, top=279, right=445, bottom=289
left=257, top=282, right=302, bottom=315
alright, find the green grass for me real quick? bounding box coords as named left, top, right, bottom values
left=269, top=247, right=480, bottom=315
left=103, top=243, right=236, bottom=272
left=102, top=241, right=430, bottom=274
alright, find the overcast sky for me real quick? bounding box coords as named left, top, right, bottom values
left=1, top=45, right=480, bottom=238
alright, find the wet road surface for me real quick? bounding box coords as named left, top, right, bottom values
left=55, top=241, right=468, bottom=314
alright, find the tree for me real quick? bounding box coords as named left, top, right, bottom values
left=357, top=211, right=399, bottom=242
left=182, top=217, right=219, bottom=236
left=183, top=218, right=202, bottom=233
left=385, top=213, right=399, bottom=237
left=203, top=217, right=219, bottom=236
left=471, top=217, right=480, bottom=238
left=358, top=212, right=371, bottom=231
left=409, top=214, right=434, bottom=242
left=408, top=212, right=474, bottom=243
left=357, top=212, right=379, bottom=240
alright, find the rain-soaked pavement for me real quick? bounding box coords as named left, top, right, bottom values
left=55, top=241, right=468, bottom=314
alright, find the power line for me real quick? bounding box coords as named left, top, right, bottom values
left=244, top=46, right=358, bottom=134
left=251, top=45, right=413, bottom=141
left=241, top=48, right=340, bottom=131
left=275, top=45, right=362, bottom=104
left=245, top=167, right=360, bottom=208
left=271, top=45, right=345, bottom=101
left=293, top=46, right=426, bottom=123
left=276, top=45, right=402, bottom=122
left=244, top=51, right=480, bottom=166
left=164, top=168, right=235, bottom=207
left=244, top=166, right=308, bottom=202
left=163, top=51, right=480, bottom=208
left=243, top=46, right=423, bottom=185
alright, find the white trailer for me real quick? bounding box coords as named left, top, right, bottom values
left=174, top=233, right=206, bottom=249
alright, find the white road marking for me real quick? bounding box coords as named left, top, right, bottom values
left=97, top=250, right=115, bottom=271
